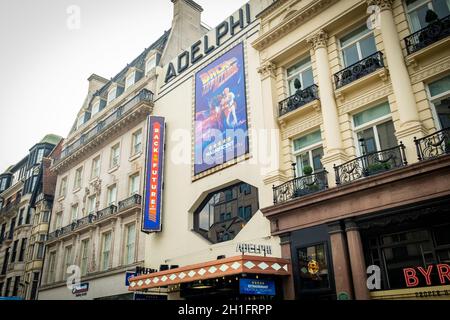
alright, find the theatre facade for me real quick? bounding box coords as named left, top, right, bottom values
left=127, top=0, right=297, bottom=300
left=255, top=0, right=450, bottom=300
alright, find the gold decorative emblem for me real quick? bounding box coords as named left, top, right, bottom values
left=308, top=260, right=320, bottom=275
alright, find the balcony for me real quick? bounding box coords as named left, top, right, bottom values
left=54, top=89, right=154, bottom=170
left=272, top=170, right=328, bottom=204
left=334, top=51, right=385, bottom=90
left=414, top=128, right=450, bottom=161
left=404, top=15, right=450, bottom=55
left=47, top=195, right=141, bottom=243
left=334, top=143, right=407, bottom=186
left=278, top=84, right=319, bottom=117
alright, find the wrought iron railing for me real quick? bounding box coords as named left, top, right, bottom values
left=334, top=51, right=384, bottom=89
left=414, top=128, right=450, bottom=161
left=279, top=84, right=319, bottom=117
left=58, top=89, right=153, bottom=162
left=75, top=214, right=96, bottom=229
left=273, top=170, right=328, bottom=204
left=96, top=205, right=118, bottom=221
left=118, top=194, right=142, bottom=211
left=334, top=143, right=407, bottom=185
left=404, top=15, right=450, bottom=55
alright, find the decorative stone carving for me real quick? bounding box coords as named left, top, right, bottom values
left=366, top=0, right=394, bottom=11
left=307, top=29, right=328, bottom=51
left=257, top=61, right=277, bottom=79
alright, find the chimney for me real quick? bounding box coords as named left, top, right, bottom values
left=87, top=74, right=109, bottom=94
left=160, top=0, right=205, bottom=65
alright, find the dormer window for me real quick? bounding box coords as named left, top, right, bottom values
left=107, top=87, right=117, bottom=104
left=76, top=114, right=85, bottom=129
left=91, top=101, right=100, bottom=116
left=125, top=72, right=136, bottom=90
left=146, top=56, right=157, bottom=74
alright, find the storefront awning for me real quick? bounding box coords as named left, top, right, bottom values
left=128, top=255, right=291, bottom=291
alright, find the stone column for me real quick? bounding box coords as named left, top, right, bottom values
left=328, top=221, right=353, bottom=299
left=367, top=0, right=426, bottom=160
left=257, top=62, right=286, bottom=186
left=307, top=30, right=347, bottom=185
left=279, top=233, right=295, bottom=300
left=345, top=220, right=370, bottom=300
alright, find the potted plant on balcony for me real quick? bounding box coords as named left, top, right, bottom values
left=302, top=165, right=313, bottom=176
left=367, top=162, right=391, bottom=174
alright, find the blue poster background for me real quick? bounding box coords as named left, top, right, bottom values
left=239, top=279, right=276, bottom=296
left=194, top=43, right=249, bottom=175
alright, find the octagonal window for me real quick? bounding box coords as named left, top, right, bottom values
left=193, top=182, right=259, bottom=244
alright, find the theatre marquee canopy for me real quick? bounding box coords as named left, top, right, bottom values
left=128, top=255, right=291, bottom=291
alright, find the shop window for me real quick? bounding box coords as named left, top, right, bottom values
left=353, top=102, right=397, bottom=155
left=298, top=243, right=330, bottom=291
left=340, top=24, right=377, bottom=67
left=293, top=130, right=324, bottom=177
left=428, top=74, right=450, bottom=129
left=193, top=182, right=259, bottom=244
left=286, top=56, right=314, bottom=96
left=405, top=0, right=450, bottom=32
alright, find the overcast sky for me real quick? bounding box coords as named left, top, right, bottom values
left=0, top=0, right=248, bottom=172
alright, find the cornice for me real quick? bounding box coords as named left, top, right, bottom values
left=252, top=0, right=339, bottom=51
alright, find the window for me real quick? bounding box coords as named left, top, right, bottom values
left=101, top=232, right=112, bottom=271
left=110, top=144, right=120, bottom=168
left=405, top=0, right=450, bottom=32
left=287, top=56, right=314, bottom=95
left=298, top=243, right=330, bottom=291
left=54, top=212, right=63, bottom=230
left=36, top=149, right=45, bottom=163
left=91, top=101, right=100, bottom=117
left=428, top=74, right=450, bottom=129
left=146, top=56, right=157, bottom=74
left=132, top=130, right=143, bottom=155
left=91, top=156, right=101, bottom=179
left=340, top=24, right=377, bottom=67
left=107, top=87, right=117, bottom=104
left=19, top=238, right=27, bottom=262
left=12, top=276, right=20, bottom=297
left=74, top=167, right=83, bottom=190
left=129, top=174, right=140, bottom=196
left=293, top=131, right=324, bottom=177
left=107, top=184, right=118, bottom=206
left=30, top=272, right=40, bottom=300
left=80, top=239, right=90, bottom=276
left=63, top=246, right=73, bottom=280
left=87, top=195, right=97, bottom=215
left=4, top=278, right=12, bottom=297
left=59, top=177, right=67, bottom=197
left=124, top=224, right=136, bottom=265
left=76, top=114, right=85, bottom=129
left=125, top=72, right=136, bottom=90
left=26, top=207, right=33, bottom=225
left=353, top=102, right=397, bottom=155
left=42, top=211, right=50, bottom=223
left=193, top=182, right=259, bottom=244
left=47, top=252, right=56, bottom=284
left=18, top=208, right=25, bottom=226
left=11, top=240, right=19, bottom=263
left=71, top=204, right=79, bottom=222
left=36, top=242, right=44, bottom=260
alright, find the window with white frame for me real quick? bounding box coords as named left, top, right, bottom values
left=80, top=239, right=89, bottom=276
left=101, top=232, right=112, bottom=271
left=353, top=102, right=397, bottom=156
left=70, top=204, right=78, bottom=223
left=74, top=166, right=83, bottom=190
left=47, top=251, right=56, bottom=284
left=91, top=101, right=100, bottom=117
left=76, top=114, right=85, bottom=129
left=131, top=130, right=142, bottom=155
left=293, top=130, right=324, bottom=177
left=91, top=156, right=101, bottom=180
left=286, top=56, right=314, bottom=96
left=59, top=177, right=67, bottom=197
left=124, top=223, right=136, bottom=265
left=405, top=0, right=450, bottom=32
left=110, top=143, right=120, bottom=168
left=107, top=184, right=117, bottom=206
left=36, top=149, right=45, bottom=163
left=340, top=24, right=377, bottom=67
left=427, top=74, right=450, bottom=129
left=54, top=211, right=62, bottom=230
left=146, top=56, right=157, bottom=74
left=107, top=87, right=117, bottom=104
left=129, top=173, right=140, bottom=196
left=63, top=246, right=73, bottom=280
left=87, top=195, right=96, bottom=215
left=125, top=72, right=135, bottom=90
